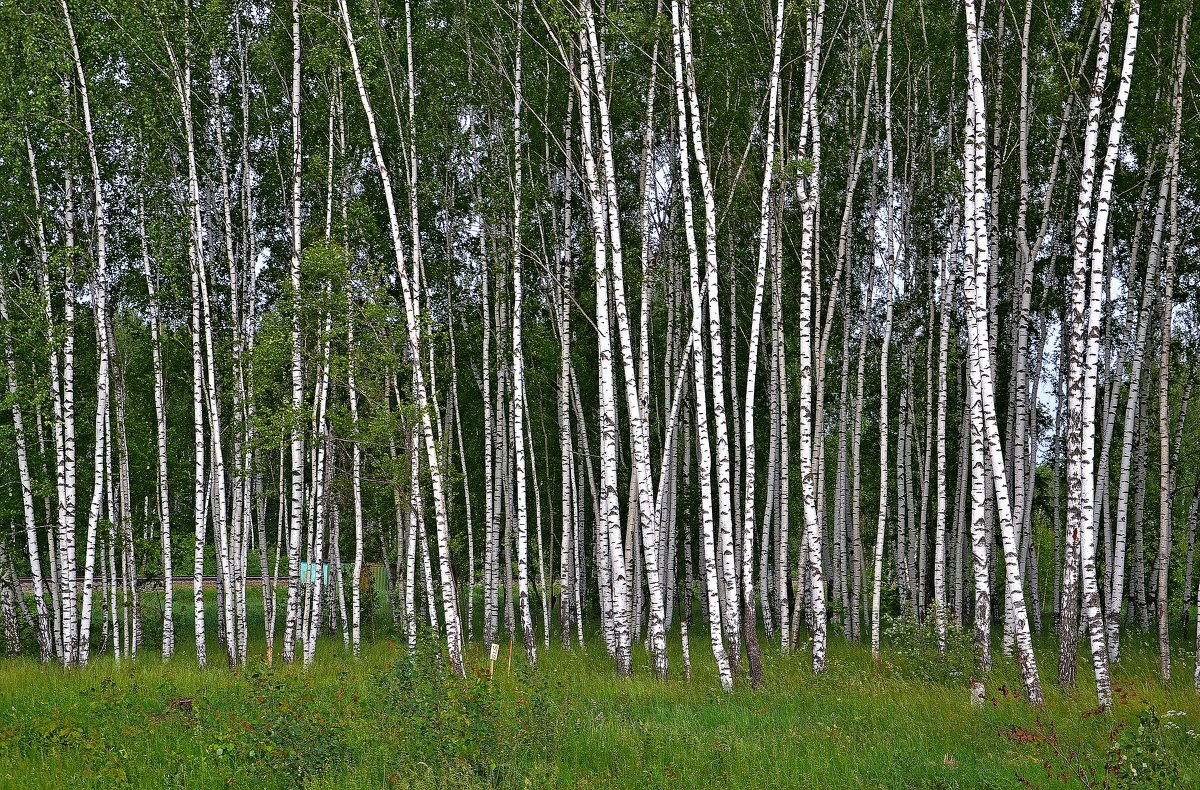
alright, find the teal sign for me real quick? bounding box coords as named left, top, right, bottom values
left=299, top=562, right=329, bottom=585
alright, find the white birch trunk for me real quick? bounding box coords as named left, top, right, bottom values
left=670, top=0, right=731, bottom=690
left=870, top=0, right=896, bottom=659
left=510, top=3, right=537, bottom=664
left=679, top=0, right=739, bottom=655
left=283, top=0, right=305, bottom=664
left=964, top=0, right=1044, bottom=703
left=0, top=275, right=52, bottom=660
left=62, top=0, right=110, bottom=666
left=1155, top=12, right=1187, bottom=682
left=338, top=0, right=464, bottom=675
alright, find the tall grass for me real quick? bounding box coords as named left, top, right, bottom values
left=0, top=590, right=1197, bottom=788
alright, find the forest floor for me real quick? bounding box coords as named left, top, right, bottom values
left=0, top=594, right=1198, bottom=789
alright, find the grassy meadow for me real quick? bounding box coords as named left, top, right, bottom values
left=0, top=591, right=1198, bottom=788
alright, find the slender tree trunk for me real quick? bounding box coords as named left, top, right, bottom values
left=0, top=275, right=52, bottom=661
left=509, top=2, right=537, bottom=665
left=738, top=0, right=786, bottom=688
left=1155, top=12, right=1187, bottom=682
left=671, top=0, right=731, bottom=690
left=933, top=251, right=953, bottom=651
left=797, top=0, right=828, bottom=673
left=964, top=0, right=1043, bottom=702
left=339, top=0, right=464, bottom=675
left=679, top=0, right=739, bottom=661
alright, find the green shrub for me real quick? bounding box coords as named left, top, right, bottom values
left=205, top=667, right=349, bottom=783
left=882, top=613, right=975, bottom=684
left=1106, top=707, right=1193, bottom=788
left=373, top=642, right=565, bottom=784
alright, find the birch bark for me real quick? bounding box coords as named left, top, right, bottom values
left=339, top=0, right=465, bottom=675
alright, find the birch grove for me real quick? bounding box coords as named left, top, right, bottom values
left=0, top=0, right=1197, bottom=706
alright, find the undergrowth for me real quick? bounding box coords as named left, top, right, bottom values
left=0, top=594, right=1197, bottom=788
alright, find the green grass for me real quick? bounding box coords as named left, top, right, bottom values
left=0, top=592, right=1198, bottom=788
